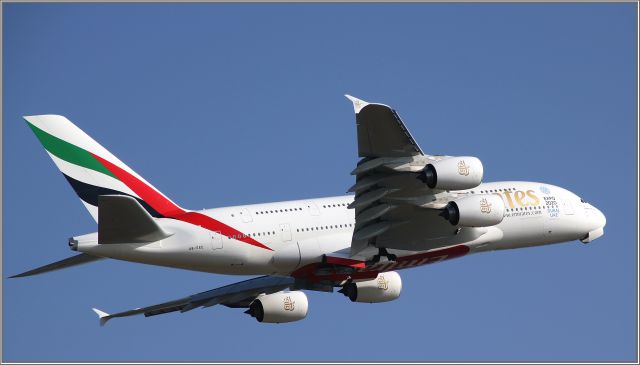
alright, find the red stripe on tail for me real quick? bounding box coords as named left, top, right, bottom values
left=91, top=153, right=273, bottom=251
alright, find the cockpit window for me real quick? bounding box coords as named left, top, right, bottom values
left=580, top=198, right=587, bottom=203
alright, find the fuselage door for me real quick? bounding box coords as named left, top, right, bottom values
left=211, top=231, right=223, bottom=250
left=239, top=208, right=253, bottom=223
left=561, top=198, right=574, bottom=215
left=306, top=202, right=320, bottom=216
left=280, top=223, right=292, bottom=241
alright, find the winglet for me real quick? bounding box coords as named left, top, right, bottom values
left=345, top=94, right=369, bottom=114
left=92, top=308, right=111, bottom=327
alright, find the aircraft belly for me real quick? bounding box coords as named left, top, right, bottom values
left=490, top=214, right=581, bottom=250
left=375, top=224, right=485, bottom=251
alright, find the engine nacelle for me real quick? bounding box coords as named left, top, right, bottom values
left=441, top=194, right=505, bottom=227
left=420, top=156, right=483, bottom=190
left=245, top=291, right=308, bottom=323
left=339, top=271, right=402, bottom=303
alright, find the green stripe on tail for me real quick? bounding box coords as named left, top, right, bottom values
left=25, top=120, right=116, bottom=179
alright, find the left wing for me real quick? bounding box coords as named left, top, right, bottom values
left=345, top=94, right=423, bottom=157
left=345, top=96, right=484, bottom=256
left=92, top=275, right=294, bottom=326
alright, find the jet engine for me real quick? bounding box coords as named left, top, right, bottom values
left=245, top=291, right=308, bottom=323
left=339, top=271, right=402, bottom=303
left=419, top=156, right=483, bottom=190
left=440, top=194, right=505, bottom=227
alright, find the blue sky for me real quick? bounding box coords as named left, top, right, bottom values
left=3, top=3, right=636, bottom=362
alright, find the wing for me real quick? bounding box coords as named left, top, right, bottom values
left=92, top=275, right=294, bottom=326
left=345, top=96, right=482, bottom=256
left=345, top=95, right=423, bottom=158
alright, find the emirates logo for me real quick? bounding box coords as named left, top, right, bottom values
left=377, top=275, right=389, bottom=290
left=480, top=198, right=492, bottom=214
left=457, top=160, right=470, bottom=176
left=283, top=296, right=295, bottom=311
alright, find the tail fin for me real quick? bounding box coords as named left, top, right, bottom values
left=24, top=115, right=185, bottom=222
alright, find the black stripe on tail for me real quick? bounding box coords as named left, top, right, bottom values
left=62, top=173, right=164, bottom=218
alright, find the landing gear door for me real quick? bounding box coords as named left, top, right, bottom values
left=211, top=231, right=223, bottom=250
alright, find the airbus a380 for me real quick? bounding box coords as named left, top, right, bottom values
left=12, top=95, right=606, bottom=325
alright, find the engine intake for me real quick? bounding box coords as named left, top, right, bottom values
left=339, top=272, right=402, bottom=303
left=245, top=291, right=308, bottom=323
left=441, top=194, right=505, bottom=227
left=419, top=156, right=483, bottom=190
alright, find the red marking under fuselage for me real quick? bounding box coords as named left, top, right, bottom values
left=91, top=153, right=272, bottom=251
left=293, top=244, right=471, bottom=282
left=325, top=256, right=367, bottom=269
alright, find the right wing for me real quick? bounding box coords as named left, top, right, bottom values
left=92, top=275, right=295, bottom=326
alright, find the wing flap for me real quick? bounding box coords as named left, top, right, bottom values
left=355, top=204, right=395, bottom=226
left=347, top=187, right=399, bottom=210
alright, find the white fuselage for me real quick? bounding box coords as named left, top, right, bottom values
left=74, top=181, right=606, bottom=278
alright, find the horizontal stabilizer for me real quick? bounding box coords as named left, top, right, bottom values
left=9, top=253, right=103, bottom=278
left=99, top=195, right=172, bottom=244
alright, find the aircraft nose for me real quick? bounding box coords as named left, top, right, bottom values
left=593, top=205, right=606, bottom=229
left=580, top=204, right=606, bottom=243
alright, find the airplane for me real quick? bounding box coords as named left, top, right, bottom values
left=11, top=95, right=606, bottom=325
